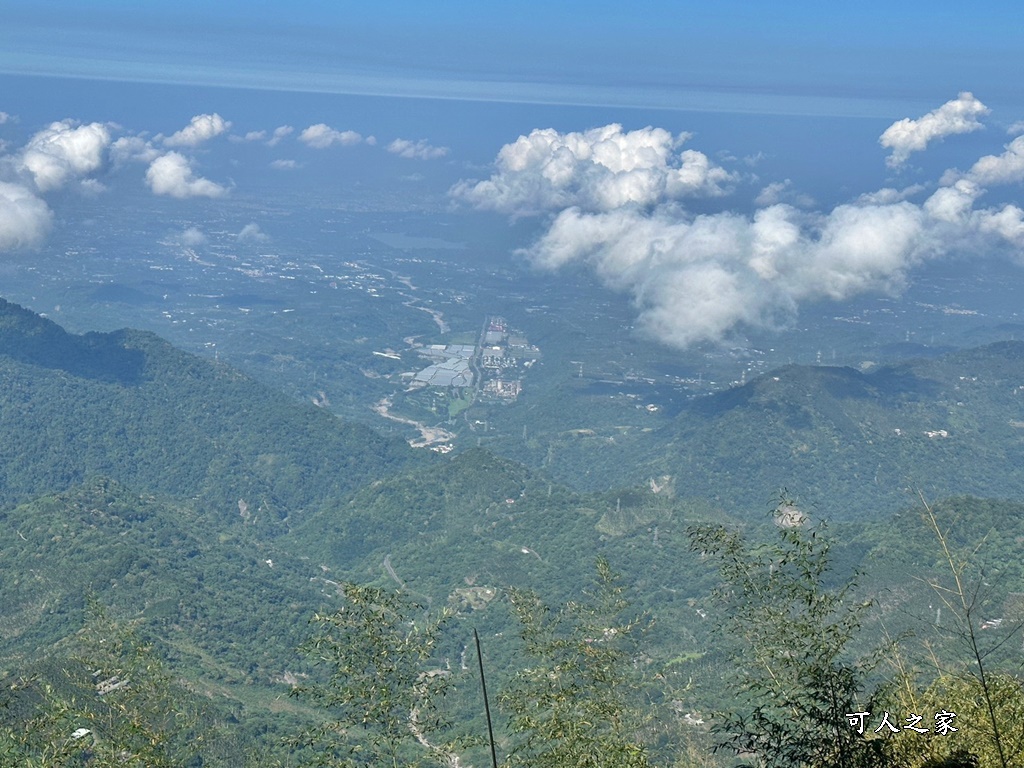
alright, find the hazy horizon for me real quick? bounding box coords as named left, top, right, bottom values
left=2, top=1, right=1023, bottom=354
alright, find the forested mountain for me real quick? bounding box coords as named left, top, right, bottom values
left=0, top=478, right=319, bottom=682
left=3, top=297, right=1024, bottom=766
left=0, top=297, right=420, bottom=525
left=636, top=341, right=1024, bottom=517
left=0, top=299, right=722, bottom=759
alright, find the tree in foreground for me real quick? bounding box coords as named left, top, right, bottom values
left=501, top=556, right=654, bottom=768
left=0, top=604, right=204, bottom=767
left=885, top=498, right=1024, bottom=768
left=688, top=501, right=890, bottom=768
left=290, top=583, right=458, bottom=768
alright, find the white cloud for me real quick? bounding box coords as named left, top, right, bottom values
left=961, top=135, right=1024, bottom=186
left=145, top=152, right=227, bottom=198
left=298, top=124, right=363, bottom=149
left=20, top=120, right=111, bottom=192
left=880, top=92, right=989, bottom=167
left=270, top=159, right=299, bottom=170
left=178, top=226, right=207, bottom=246
left=0, top=112, right=13, bottom=125
left=163, top=113, right=231, bottom=148
left=525, top=185, right=1024, bottom=349
left=451, top=124, right=736, bottom=216
left=79, top=178, right=106, bottom=195
left=755, top=181, right=789, bottom=207
left=387, top=138, right=449, bottom=160
left=755, top=179, right=814, bottom=208
left=519, top=194, right=997, bottom=348
left=0, top=181, right=52, bottom=251
left=234, top=125, right=292, bottom=146
left=237, top=222, right=268, bottom=242
left=855, top=185, right=925, bottom=205
left=267, top=125, right=293, bottom=147
left=976, top=204, right=1024, bottom=245
left=458, top=112, right=1024, bottom=350
left=110, top=135, right=160, bottom=166
left=743, top=151, right=768, bottom=167
left=922, top=179, right=982, bottom=224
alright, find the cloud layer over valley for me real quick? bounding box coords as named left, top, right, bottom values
left=3, top=91, right=1023, bottom=358
left=454, top=98, right=1024, bottom=349
left=0, top=104, right=458, bottom=260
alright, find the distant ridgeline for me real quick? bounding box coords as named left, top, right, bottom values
left=647, top=342, right=1024, bottom=518
left=0, top=297, right=421, bottom=522
left=6, top=296, right=1024, bottom=524
left=555, top=339, right=1024, bottom=518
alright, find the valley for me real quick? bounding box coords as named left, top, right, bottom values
left=2, top=296, right=1024, bottom=764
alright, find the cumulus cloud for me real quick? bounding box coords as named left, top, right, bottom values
left=237, top=222, right=268, bottom=242
left=0, top=181, right=52, bottom=251
left=270, top=159, right=299, bottom=170
left=458, top=102, right=1024, bottom=349
left=79, top=178, right=106, bottom=196
left=880, top=92, right=989, bottom=167
left=163, top=113, right=231, bottom=147
left=20, top=120, right=111, bottom=191
left=298, top=124, right=363, bottom=149
left=267, top=125, right=293, bottom=147
left=520, top=189, right=1024, bottom=348
left=235, top=125, right=293, bottom=147
left=0, top=112, right=13, bottom=124
left=451, top=124, right=736, bottom=216
left=145, top=152, right=227, bottom=198
left=743, top=151, right=768, bottom=167
left=855, top=185, right=926, bottom=206
left=110, top=135, right=160, bottom=166
left=1, top=119, right=107, bottom=251
left=960, top=135, right=1024, bottom=186
left=387, top=138, right=449, bottom=160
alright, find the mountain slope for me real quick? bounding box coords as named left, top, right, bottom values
left=4, top=298, right=1024, bottom=761
left=643, top=342, right=1024, bottom=517
left=0, top=298, right=421, bottom=523
left=0, top=478, right=323, bottom=681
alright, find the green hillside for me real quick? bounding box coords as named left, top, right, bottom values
left=641, top=342, right=1024, bottom=517
left=0, top=297, right=421, bottom=525
left=481, top=342, right=1024, bottom=520
left=3, top=298, right=1024, bottom=765
left=0, top=478, right=322, bottom=683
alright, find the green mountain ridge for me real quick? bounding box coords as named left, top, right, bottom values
left=4, top=297, right=1024, bottom=763
left=0, top=297, right=421, bottom=523
left=0, top=477, right=320, bottom=684
left=641, top=340, right=1024, bottom=516
left=0, top=298, right=724, bottom=750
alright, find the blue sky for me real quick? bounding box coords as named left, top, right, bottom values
left=2, top=1, right=1024, bottom=349
left=3, top=0, right=1022, bottom=117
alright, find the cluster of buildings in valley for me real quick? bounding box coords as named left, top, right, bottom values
left=412, top=344, right=475, bottom=388
left=478, top=317, right=537, bottom=401
left=408, top=316, right=538, bottom=403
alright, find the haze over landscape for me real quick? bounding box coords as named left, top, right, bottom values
left=2, top=2, right=1024, bottom=766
